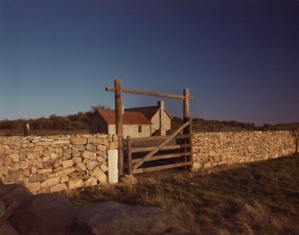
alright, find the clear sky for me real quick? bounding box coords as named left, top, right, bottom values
left=1, top=0, right=298, bottom=125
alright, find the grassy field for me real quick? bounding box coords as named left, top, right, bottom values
left=64, top=154, right=299, bottom=234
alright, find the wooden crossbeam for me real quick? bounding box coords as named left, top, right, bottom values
left=106, top=87, right=194, bottom=100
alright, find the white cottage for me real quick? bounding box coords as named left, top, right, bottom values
left=89, top=101, right=172, bottom=138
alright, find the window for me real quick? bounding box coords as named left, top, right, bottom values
left=138, top=126, right=142, bottom=133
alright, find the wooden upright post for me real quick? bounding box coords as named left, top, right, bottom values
left=115, top=79, right=124, bottom=176
left=183, top=88, right=190, bottom=127
left=183, top=88, right=193, bottom=168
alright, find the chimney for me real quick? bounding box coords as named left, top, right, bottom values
left=158, top=100, right=164, bottom=109
left=122, top=106, right=125, bottom=115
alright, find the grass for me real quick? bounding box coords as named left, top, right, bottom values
left=62, top=154, right=299, bottom=234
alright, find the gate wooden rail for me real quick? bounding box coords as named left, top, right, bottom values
left=126, top=121, right=193, bottom=174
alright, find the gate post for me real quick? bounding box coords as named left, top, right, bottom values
left=183, top=88, right=193, bottom=168
left=183, top=88, right=190, bottom=128
left=115, top=79, right=124, bottom=176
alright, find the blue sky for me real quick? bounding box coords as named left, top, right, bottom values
left=1, top=0, right=298, bottom=125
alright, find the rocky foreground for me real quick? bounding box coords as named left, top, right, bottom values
left=0, top=184, right=193, bottom=235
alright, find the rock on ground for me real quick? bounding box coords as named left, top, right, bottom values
left=77, top=201, right=182, bottom=235
left=0, top=184, right=192, bottom=235
left=11, top=193, right=91, bottom=235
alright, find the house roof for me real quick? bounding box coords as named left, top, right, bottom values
left=125, top=106, right=173, bottom=120
left=96, top=110, right=152, bottom=125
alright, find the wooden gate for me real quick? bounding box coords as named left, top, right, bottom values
left=106, top=79, right=193, bottom=176
left=126, top=121, right=192, bottom=174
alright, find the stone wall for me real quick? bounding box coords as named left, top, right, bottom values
left=0, top=134, right=119, bottom=194
left=192, top=130, right=296, bottom=170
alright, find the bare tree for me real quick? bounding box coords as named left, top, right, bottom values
left=90, top=105, right=110, bottom=112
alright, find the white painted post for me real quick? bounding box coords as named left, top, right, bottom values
left=108, top=149, right=119, bottom=183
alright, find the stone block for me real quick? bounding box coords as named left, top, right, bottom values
left=96, top=151, right=106, bottom=157
left=0, top=143, right=4, bottom=155
left=10, top=163, right=20, bottom=171
left=70, top=136, right=87, bottom=145
left=3, top=155, right=12, bottom=166
left=46, top=169, right=59, bottom=177
left=40, top=138, right=54, bottom=142
left=5, top=149, right=13, bottom=155
left=214, top=155, right=221, bottom=162
left=38, top=169, right=53, bottom=175
left=65, top=148, right=72, bottom=155
left=31, top=166, right=38, bottom=174
left=43, top=159, right=59, bottom=169
left=110, top=142, right=119, bottom=149
left=75, top=163, right=87, bottom=172
left=73, top=145, right=85, bottom=151
left=63, top=154, right=71, bottom=161
left=36, top=161, right=44, bottom=169
left=42, top=156, right=51, bottom=162
left=97, top=156, right=106, bottom=163
left=86, top=161, right=98, bottom=170
left=192, top=162, right=201, bottom=170
left=38, top=188, right=50, bottom=194
left=19, top=161, right=29, bottom=169
left=72, top=151, right=81, bottom=157
left=53, top=140, right=70, bottom=145
left=50, top=153, right=58, bottom=159
left=60, top=176, right=69, bottom=183
left=58, top=167, right=75, bottom=177
left=27, top=152, right=40, bottom=159
left=73, top=157, right=82, bottom=164
left=86, top=144, right=96, bottom=151
left=29, top=174, right=47, bottom=183
left=33, top=146, right=44, bottom=152
left=62, top=160, right=73, bottom=169
left=20, top=151, right=27, bottom=161
left=88, top=137, right=103, bottom=144
left=41, top=177, right=60, bottom=189
left=102, top=139, right=110, bottom=146
left=83, top=151, right=96, bottom=160
left=203, top=162, right=212, bottom=168
left=36, top=141, right=53, bottom=146
left=83, top=176, right=98, bottom=187
left=10, top=153, right=20, bottom=162
left=97, top=145, right=107, bottom=152
left=218, top=160, right=226, bottom=165
left=69, top=171, right=86, bottom=180
left=50, top=183, right=68, bottom=193
left=21, top=169, right=29, bottom=177
left=112, top=135, right=118, bottom=142
left=100, top=164, right=109, bottom=173
left=68, top=180, right=84, bottom=189
left=26, top=182, right=41, bottom=193
left=90, top=166, right=107, bottom=184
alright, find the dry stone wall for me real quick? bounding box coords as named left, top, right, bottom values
left=0, top=134, right=119, bottom=194
left=192, top=130, right=295, bottom=170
